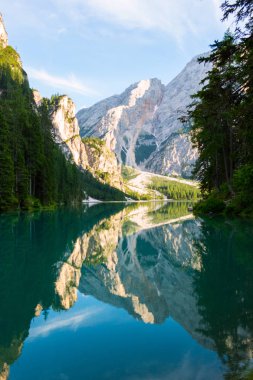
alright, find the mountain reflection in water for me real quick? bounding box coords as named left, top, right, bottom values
left=0, top=202, right=253, bottom=380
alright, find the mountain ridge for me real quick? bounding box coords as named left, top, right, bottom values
left=77, top=54, right=211, bottom=178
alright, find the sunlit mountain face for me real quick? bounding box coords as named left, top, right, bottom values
left=0, top=203, right=253, bottom=380
left=77, top=55, right=212, bottom=178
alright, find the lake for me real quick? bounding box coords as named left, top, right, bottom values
left=0, top=202, right=253, bottom=380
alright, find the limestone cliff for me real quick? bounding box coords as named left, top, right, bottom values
left=50, top=95, right=124, bottom=190
left=32, top=90, right=42, bottom=107
left=0, top=14, right=8, bottom=48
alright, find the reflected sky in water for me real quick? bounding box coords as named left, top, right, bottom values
left=0, top=202, right=252, bottom=380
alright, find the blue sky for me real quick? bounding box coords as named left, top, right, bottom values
left=1, top=0, right=228, bottom=110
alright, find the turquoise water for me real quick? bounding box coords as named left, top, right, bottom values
left=0, top=202, right=253, bottom=380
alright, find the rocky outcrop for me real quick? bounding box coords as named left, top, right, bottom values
left=0, top=14, right=8, bottom=48
left=83, top=138, right=124, bottom=188
left=77, top=55, right=211, bottom=177
left=50, top=95, right=124, bottom=190
left=50, top=96, right=87, bottom=165
left=32, top=90, right=42, bottom=107
left=145, top=132, right=198, bottom=178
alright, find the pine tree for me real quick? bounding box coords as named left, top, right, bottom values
left=189, top=34, right=240, bottom=193
left=190, top=1, right=253, bottom=214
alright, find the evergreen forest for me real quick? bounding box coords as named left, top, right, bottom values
left=148, top=177, right=200, bottom=200
left=189, top=0, right=253, bottom=215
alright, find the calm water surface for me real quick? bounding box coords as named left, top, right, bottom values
left=0, top=202, right=253, bottom=380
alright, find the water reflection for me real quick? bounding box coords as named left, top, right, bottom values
left=0, top=204, right=126, bottom=379
left=0, top=202, right=253, bottom=379
left=79, top=207, right=253, bottom=379
left=193, top=218, right=253, bottom=380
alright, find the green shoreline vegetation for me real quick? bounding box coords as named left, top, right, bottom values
left=148, top=177, right=200, bottom=200
left=122, top=165, right=199, bottom=201
left=188, top=1, right=253, bottom=217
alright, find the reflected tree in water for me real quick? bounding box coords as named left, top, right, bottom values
left=193, top=218, right=253, bottom=379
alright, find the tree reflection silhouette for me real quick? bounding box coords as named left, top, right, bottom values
left=193, top=218, right=253, bottom=380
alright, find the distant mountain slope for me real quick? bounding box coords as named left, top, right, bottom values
left=77, top=55, right=211, bottom=178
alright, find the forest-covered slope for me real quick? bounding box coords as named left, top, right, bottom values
left=0, top=42, right=126, bottom=211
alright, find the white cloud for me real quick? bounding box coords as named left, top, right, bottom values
left=29, top=307, right=103, bottom=339
left=2, top=0, right=227, bottom=48
left=27, top=67, right=98, bottom=96
left=54, top=0, right=225, bottom=45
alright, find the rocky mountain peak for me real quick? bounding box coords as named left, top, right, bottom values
left=77, top=78, right=165, bottom=167
left=125, top=79, right=162, bottom=107
left=77, top=55, right=211, bottom=177
left=0, top=14, right=8, bottom=48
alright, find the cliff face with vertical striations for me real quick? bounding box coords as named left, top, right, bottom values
left=77, top=55, right=211, bottom=178
left=49, top=95, right=124, bottom=191
left=77, top=79, right=164, bottom=168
